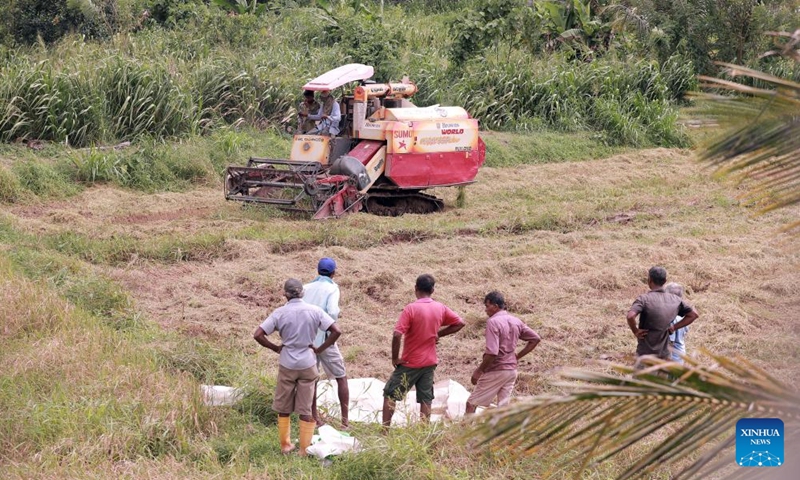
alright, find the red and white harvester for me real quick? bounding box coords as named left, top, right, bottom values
left=224, top=64, right=486, bottom=218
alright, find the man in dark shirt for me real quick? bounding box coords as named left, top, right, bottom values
left=626, top=266, right=699, bottom=362
left=297, top=90, right=320, bottom=134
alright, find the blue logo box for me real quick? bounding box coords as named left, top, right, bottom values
left=736, top=418, right=784, bottom=467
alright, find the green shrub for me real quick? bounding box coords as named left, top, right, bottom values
left=12, top=158, right=79, bottom=198
left=70, top=149, right=129, bottom=184
left=146, top=0, right=210, bottom=27
left=235, top=384, right=278, bottom=426
left=70, top=138, right=215, bottom=190
left=120, top=139, right=212, bottom=190
left=0, top=164, right=22, bottom=203
left=314, top=4, right=406, bottom=81
left=448, top=0, right=522, bottom=67
left=660, top=54, right=698, bottom=101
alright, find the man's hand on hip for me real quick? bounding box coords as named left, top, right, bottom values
left=471, top=368, right=483, bottom=386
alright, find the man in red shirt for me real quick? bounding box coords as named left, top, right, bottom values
left=466, top=291, right=541, bottom=414
left=382, top=274, right=465, bottom=427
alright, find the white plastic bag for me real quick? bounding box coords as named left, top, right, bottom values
left=306, top=425, right=360, bottom=460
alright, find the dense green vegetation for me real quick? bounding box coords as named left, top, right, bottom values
left=0, top=0, right=794, bottom=160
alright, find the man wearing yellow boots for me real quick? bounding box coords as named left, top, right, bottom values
left=253, top=278, right=342, bottom=455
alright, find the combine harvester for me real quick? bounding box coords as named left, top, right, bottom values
left=224, top=64, right=486, bottom=218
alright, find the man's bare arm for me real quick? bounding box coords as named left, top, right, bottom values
left=391, top=332, right=403, bottom=367
left=516, top=338, right=541, bottom=360
left=471, top=353, right=498, bottom=385
left=313, top=323, right=341, bottom=354
left=253, top=326, right=281, bottom=353
left=627, top=310, right=647, bottom=339
left=437, top=323, right=464, bottom=340
left=670, top=310, right=698, bottom=332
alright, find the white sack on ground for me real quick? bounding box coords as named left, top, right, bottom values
left=306, top=425, right=360, bottom=460
left=316, top=377, right=472, bottom=425
left=317, top=377, right=386, bottom=424
left=200, top=385, right=244, bottom=406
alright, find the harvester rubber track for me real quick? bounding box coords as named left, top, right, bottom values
left=364, top=189, right=444, bottom=217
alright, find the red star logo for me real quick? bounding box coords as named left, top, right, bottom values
left=398, top=140, right=407, bottom=150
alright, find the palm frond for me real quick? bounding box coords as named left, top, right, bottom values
left=761, top=30, right=800, bottom=63
left=698, top=31, right=800, bottom=227
left=468, top=352, right=800, bottom=479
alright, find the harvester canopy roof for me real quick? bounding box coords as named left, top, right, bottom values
left=303, top=64, right=374, bottom=91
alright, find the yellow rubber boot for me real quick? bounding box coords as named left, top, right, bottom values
left=278, top=416, right=295, bottom=454
left=298, top=420, right=316, bottom=456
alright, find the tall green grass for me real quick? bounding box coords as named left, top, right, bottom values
left=0, top=6, right=692, bottom=150
left=44, top=230, right=230, bottom=265
left=0, top=164, right=22, bottom=202
left=450, top=55, right=693, bottom=147
left=70, top=138, right=213, bottom=190
left=0, top=57, right=99, bottom=146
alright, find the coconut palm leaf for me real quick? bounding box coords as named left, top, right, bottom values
left=468, top=352, right=800, bottom=479
left=697, top=30, right=800, bottom=230
left=762, top=30, right=800, bottom=63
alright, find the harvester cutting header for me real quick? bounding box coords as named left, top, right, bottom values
left=224, top=64, right=486, bottom=218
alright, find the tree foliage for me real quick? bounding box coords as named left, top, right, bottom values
left=449, top=0, right=620, bottom=64
left=619, top=0, right=798, bottom=75
left=449, top=0, right=522, bottom=66
left=211, top=0, right=279, bottom=16
left=534, top=0, right=615, bottom=59
left=700, top=29, right=800, bottom=231
left=1, top=0, right=119, bottom=45
left=470, top=352, right=800, bottom=479
left=314, top=0, right=405, bottom=80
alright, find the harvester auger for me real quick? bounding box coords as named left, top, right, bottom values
left=224, top=64, right=486, bottom=219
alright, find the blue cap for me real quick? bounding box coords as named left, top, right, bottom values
left=318, top=257, right=336, bottom=275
